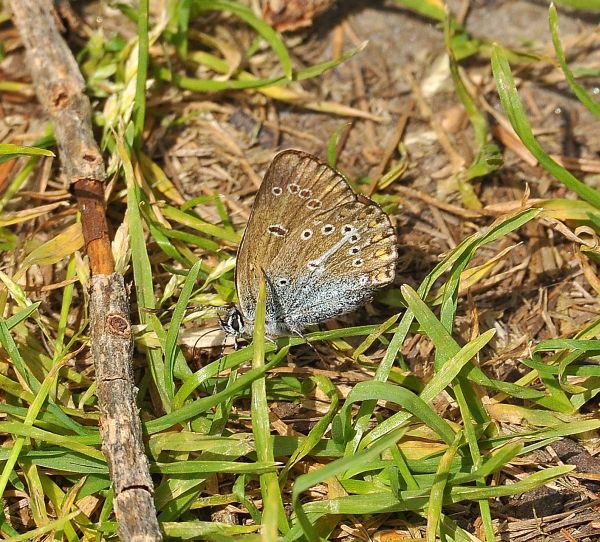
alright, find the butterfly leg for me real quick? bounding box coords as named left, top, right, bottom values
left=289, top=327, right=326, bottom=364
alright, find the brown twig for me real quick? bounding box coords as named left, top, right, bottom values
left=9, top=1, right=161, bottom=540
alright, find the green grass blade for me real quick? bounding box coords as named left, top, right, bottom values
left=343, top=381, right=456, bottom=446
left=161, top=204, right=240, bottom=244
left=296, top=43, right=366, bottom=82
left=53, top=256, right=76, bottom=356
left=132, top=0, right=149, bottom=151
left=280, top=375, right=339, bottom=484
left=0, top=360, right=67, bottom=501
left=421, top=329, right=496, bottom=403
left=251, top=276, right=288, bottom=536
left=151, top=460, right=276, bottom=475
left=452, top=442, right=523, bottom=484
left=5, top=302, right=41, bottom=330
left=353, top=313, right=400, bottom=360
left=427, top=433, right=462, bottom=542
left=0, top=143, right=54, bottom=158
left=392, top=0, right=445, bottom=21
left=118, top=139, right=170, bottom=410
left=162, top=521, right=259, bottom=538
left=491, top=46, right=600, bottom=209
left=444, top=13, right=488, bottom=146
left=4, top=511, right=80, bottom=542
left=164, top=260, right=202, bottom=407
left=292, top=428, right=406, bottom=542
left=553, top=0, right=600, bottom=9
left=449, top=465, right=574, bottom=502
left=194, top=0, right=292, bottom=79
left=170, top=0, right=192, bottom=58
left=0, top=319, right=36, bottom=393
left=549, top=4, right=600, bottom=119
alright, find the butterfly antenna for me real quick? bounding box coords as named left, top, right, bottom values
left=190, top=326, right=226, bottom=364
left=187, top=327, right=234, bottom=395
left=212, top=334, right=230, bottom=395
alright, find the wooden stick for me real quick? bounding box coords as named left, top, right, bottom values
left=8, top=1, right=162, bottom=539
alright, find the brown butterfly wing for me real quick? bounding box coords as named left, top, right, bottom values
left=235, top=150, right=353, bottom=314
left=235, top=150, right=396, bottom=334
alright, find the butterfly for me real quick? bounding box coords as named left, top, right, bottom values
left=221, top=150, right=398, bottom=339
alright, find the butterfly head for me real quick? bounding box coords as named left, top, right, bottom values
left=220, top=306, right=249, bottom=338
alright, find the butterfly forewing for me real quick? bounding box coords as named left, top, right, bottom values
left=235, top=150, right=397, bottom=336
left=236, top=151, right=353, bottom=313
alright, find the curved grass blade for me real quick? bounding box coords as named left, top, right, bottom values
left=0, top=143, right=54, bottom=158
left=194, top=0, right=292, bottom=79
left=492, top=46, right=600, bottom=209
left=292, top=427, right=406, bottom=542
left=341, top=381, right=456, bottom=446
left=280, top=375, right=339, bottom=484
left=549, top=4, right=600, bottom=119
